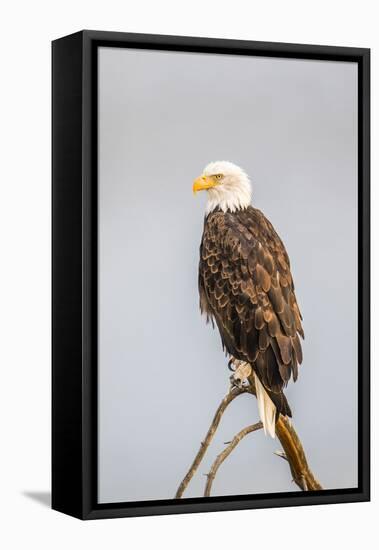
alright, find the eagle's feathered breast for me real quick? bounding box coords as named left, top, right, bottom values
left=198, top=205, right=304, bottom=417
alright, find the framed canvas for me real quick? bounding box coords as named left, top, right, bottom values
left=52, top=30, right=370, bottom=520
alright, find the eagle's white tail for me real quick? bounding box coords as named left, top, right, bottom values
left=253, top=371, right=276, bottom=438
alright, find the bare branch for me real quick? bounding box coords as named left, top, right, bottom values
left=175, top=386, right=250, bottom=499
left=275, top=415, right=322, bottom=491
left=204, top=422, right=263, bottom=497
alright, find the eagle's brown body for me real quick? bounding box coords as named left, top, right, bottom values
left=198, top=206, right=304, bottom=417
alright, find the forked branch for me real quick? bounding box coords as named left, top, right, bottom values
left=175, top=385, right=322, bottom=498
left=175, top=386, right=249, bottom=499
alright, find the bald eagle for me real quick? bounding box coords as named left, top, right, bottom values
left=193, top=161, right=304, bottom=438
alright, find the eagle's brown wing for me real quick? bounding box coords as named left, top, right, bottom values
left=198, top=206, right=304, bottom=416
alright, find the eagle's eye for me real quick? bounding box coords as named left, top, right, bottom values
left=215, top=174, right=223, bottom=180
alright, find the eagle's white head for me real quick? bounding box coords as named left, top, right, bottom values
left=193, top=161, right=252, bottom=214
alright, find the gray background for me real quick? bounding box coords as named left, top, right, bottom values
left=98, top=47, right=357, bottom=503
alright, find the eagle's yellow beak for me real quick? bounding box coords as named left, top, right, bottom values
left=193, top=175, right=219, bottom=194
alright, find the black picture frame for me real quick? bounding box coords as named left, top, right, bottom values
left=52, top=30, right=370, bottom=520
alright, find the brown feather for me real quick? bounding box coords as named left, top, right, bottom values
left=255, top=307, right=265, bottom=330
left=291, top=333, right=303, bottom=364
left=259, top=325, right=269, bottom=351
left=275, top=333, right=292, bottom=365
left=256, top=264, right=271, bottom=292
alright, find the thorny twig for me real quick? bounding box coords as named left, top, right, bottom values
left=175, top=386, right=250, bottom=498
left=204, top=422, right=263, bottom=497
